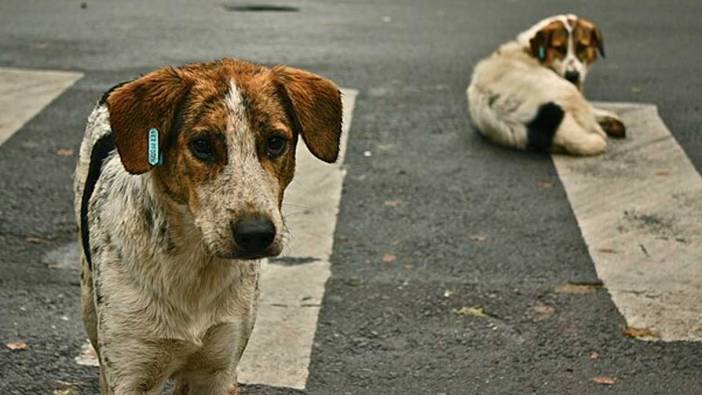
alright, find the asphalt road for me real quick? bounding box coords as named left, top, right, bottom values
left=1, top=0, right=702, bottom=394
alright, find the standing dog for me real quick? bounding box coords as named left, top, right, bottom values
left=73, top=59, right=342, bottom=394
left=467, top=14, right=625, bottom=155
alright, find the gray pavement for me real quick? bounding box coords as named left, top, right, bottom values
left=1, top=1, right=702, bottom=394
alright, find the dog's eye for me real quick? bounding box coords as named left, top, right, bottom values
left=188, top=137, right=215, bottom=162
left=266, top=136, right=287, bottom=158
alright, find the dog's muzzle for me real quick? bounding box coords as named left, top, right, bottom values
left=231, top=217, right=276, bottom=258
left=564, top=70, right=580, bottom=86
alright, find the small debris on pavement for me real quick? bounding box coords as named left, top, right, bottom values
left=381, top=16, right=392, bottom=23
left=597, top=248, right=618, bottom=254
left=56, top=148, right=74, bottom=156
left=624, top=326, right=657, bottom=339
left=554, top=282, right=601, bottom=294
left=363, top=150, right=372, bottom=157
left=6, top=341, right=28, bottom=351
left=384, top=199, right=402, bottom=207
left=25, top=235, right=48, bottom=244
left=454, top=306, right=488, bottom=318
left=590, top=351, right=600, bottom=360
left=443, top=289, right=455, bottom=298
left=382, top=253, right=397, bottom=263
left=533, top=302, right=555, bottom=321
left=537, top=181, right=554, bottom=188
left=592, top=376, right=616, bottom=385
left=468, top=233, right=488, bottom=242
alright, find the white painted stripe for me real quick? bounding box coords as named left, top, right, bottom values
left=553, top=102, right=702, bottom=341
left=0, top=67, right=83, bottom=145
left=237, top=89, right=358, bottom=389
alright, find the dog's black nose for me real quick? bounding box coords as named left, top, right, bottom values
left=564, top=70, right=580, bottom=85
left=232, top=217, right=276, bottom=255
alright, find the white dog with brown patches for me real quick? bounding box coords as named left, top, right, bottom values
left=73, top=59, right=342, bottom=394
left=468, top=14, right=626, bottom=155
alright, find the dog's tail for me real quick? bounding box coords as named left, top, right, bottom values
left=467, top=84, right=564, bottom=151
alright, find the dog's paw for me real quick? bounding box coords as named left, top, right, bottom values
left=598, top=116, right=626, bottom=139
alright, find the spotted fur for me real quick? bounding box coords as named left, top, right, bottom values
left=73, top=59, right=342, bottom=394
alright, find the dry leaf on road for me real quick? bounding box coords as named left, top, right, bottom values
left=592, top=376, right=616, bottom=385
left=624, top=326, right=657, bottom=339
left=6, top=341, right=28, bottom=351
left=454, top=306, right=488, bottom=318
left=56, top=148, right=74, bottom=156
left=384, top=200, right=402, bottom=207
left=25, top=236, right=48, bottom=244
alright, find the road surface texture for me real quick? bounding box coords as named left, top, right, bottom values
left=1, top=1, right=701, bottom=394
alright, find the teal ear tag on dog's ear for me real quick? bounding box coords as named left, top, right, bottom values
left=148, top=128, right=162, bottom=166
left=538, top=46, right=546, bottom=61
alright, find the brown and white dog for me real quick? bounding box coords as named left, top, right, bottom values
left=73, top=59, right=342, bottom=394
left=467, top=14, right=625, bottom=155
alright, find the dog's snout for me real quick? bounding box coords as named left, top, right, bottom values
left=232, top=217, right=276, bottom=255
left=564, top=70, right=580, bottom=85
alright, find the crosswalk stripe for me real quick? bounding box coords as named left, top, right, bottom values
left=553, top=102, right=702, bottom=341
left=237, top=89, right=358, bottom=389
left=0, top=67, right=82, bottom=145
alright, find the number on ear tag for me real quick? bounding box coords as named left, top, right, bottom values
left=148, top=128, right=162, bottom=166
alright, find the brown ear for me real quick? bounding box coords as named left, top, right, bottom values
left=105, top=67, right=190, bottom=174
left=530, top=29, right=550, bottom=62
left=273, top=66, right=342, bottom=163
left=592, top=27, right=605, bottom=58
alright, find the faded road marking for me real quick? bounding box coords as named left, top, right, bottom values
left=554, top=102, right=702, bottom=341
left=0, top=67, right=82, bottom=145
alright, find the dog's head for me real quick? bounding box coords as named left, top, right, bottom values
left=519, top=14, right=605, bottom=89
left=105, top=59, right=342, bottom=260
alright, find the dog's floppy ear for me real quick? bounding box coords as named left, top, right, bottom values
left=105, top=67, right=190, bottom=174
left=529, top=29, right=551, bottom=62
left=592, top=27, right=605, bottom=58
left=273, top=66, right=342, bottom=163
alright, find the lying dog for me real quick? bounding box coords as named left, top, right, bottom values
left=73, top=59, right=342, bottom=394
left=467, top=14, right=625, bottom=155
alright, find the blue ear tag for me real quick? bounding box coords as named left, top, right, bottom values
left=538, top=46, right=546, bottom=61
left=148, top=128, right=163, bottom=166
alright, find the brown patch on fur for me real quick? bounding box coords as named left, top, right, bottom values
left=530, top=20, right=569, bottom=64
left=573, top=18, right=605, bottom=63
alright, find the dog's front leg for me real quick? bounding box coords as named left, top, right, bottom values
left=593, top=107, right=626, bottom=138
left=98, top=335, right=175, bottom=395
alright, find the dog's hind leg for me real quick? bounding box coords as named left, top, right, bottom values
left=552, top=113, right=607, bottom=156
